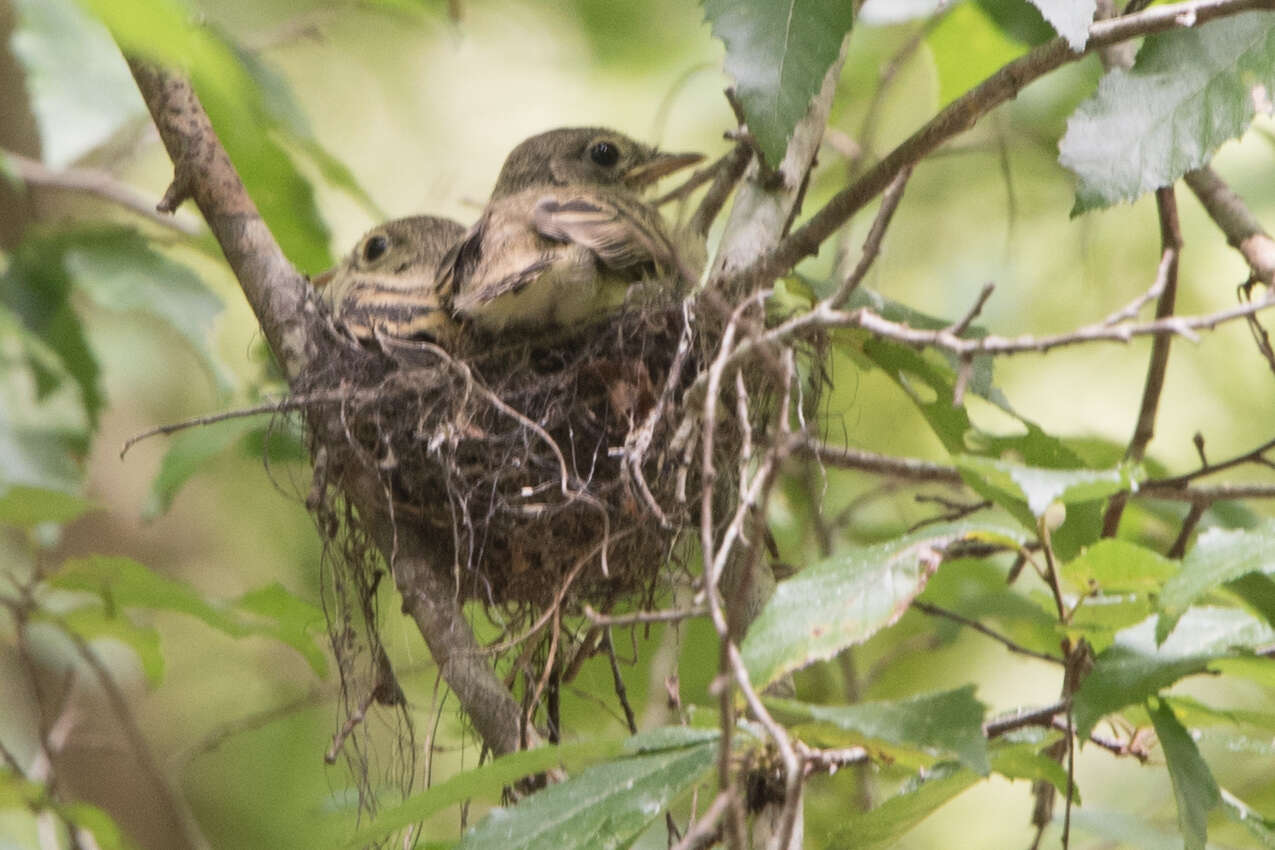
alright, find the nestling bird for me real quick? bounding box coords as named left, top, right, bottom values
left=439, top=127, right=703, bottom=332
left=314, top=215, right=466, bottom=347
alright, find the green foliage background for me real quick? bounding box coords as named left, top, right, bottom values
left=2, top=0, right=1274, bottom=848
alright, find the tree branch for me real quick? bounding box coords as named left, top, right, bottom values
left=1185, top=166, right=1275, bottom=285
left=124, top=61, right=529, bottom=757
left=726, top=0, right=1275, bottom=292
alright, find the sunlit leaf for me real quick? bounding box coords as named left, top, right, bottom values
left=0, top=485, right=97, bottom=529
left=457, top=738, right=717, bottom=850
left=11, top=0, right=146, bottom=169
left=859, top=0, right=943, bottom=25
left=702, top=0, right=855, bottom=167
left=928, top=2, right=1025, bottom=106
left=1073, top=608, right=1274, bottom=738
left=742, top=521, right=1027, bottom=689
left=1158, top=519, right=1275, bottom=643
left=1148, top=698, right=1219, bottom=850
left=769, top=687, right=989, bottom=774
left=1062, top=538, right=1177, bottom=594
left=833, top=762, right=979, bottom=850
left=1026, top=0, right=1094, bottom=51
left=1060, top=13, right=1275, bottom=213
left=143, top=416, right=263, bottom=519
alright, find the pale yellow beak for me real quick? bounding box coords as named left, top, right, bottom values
left=623, top=151, right=704, bottom=189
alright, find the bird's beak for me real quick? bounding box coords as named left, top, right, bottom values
left=623, top=151, right=704, bottom=189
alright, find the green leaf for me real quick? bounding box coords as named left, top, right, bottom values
left=1073, top=607, right=1274, bottom=739
left=1158, top=519, right=1275, bottom=644
left=1060, top=13, right=1275, bottom=213
left=56, top=800, right=138, bottom=850
left=333, top=736, right=638, bottom=849
left=1148, top=698, right=1220, bottom=850
left=1026, top=0, right=1094, bottom=51
left=1068, top=807, right=1193, bottom=850
left=742, top=521, right=1027, bottom=689
left=79, top=0, right=334, bottom=270
left=63, top=228, right=228, bottom=391
left=53, top=607, right=165, bottom=685
left=1227, top=571, right=1275, bottom=632
left=457, top=738, right=717, bottom=850
left=0, top=485, right=97, bottom=528
left=51, top=555, right=327, bottom=673
left=702, top=0, right=855, bottom=167
left=975, top=0, right=1055, bottom=46
left=859, top=0, right=943, bottom=25
left=143, top=416, right=264, bottom=519
left=955, top=455, right=1137, bottom=518
left=11, top=0, right=146, bottom=168
left=989, top=737, right=1072, bottom=801
left=1062, top=538, right=1178, bottom=594
left=833, top=762, right=979, bottom=850
left=768, top=686, right=989, bottom=774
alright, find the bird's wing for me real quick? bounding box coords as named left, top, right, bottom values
left=532, top=193, right=680, bottom=277
left=445, top=207, right=560, bottom=316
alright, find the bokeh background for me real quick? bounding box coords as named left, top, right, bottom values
left=2, top=0, right=1273, bottom=847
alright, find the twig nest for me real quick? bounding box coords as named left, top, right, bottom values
left=299, top=300, right=710, bottom=613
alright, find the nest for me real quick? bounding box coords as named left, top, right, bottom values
left=297, top=297, right=732, bottom=616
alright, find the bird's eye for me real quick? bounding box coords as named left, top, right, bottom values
left=589, top=141, right=620, bottom=167
left=362, top=234, right=389, bottom=262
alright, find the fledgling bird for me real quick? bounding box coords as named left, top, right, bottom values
left=439, top=127, right=703, bottom=333
left=313, top=215, right=467, bottom=347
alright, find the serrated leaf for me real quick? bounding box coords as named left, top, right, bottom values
left=1060, top=13, right=1275, bottom=213
left=832, top=762, right=979, bottom=850
left=11, top=0, right=146, bottom=169
left=768, top=687, right=989, bottom=774
left=956, top=455, right=1137, bottom=518
left=1149, top=698, right=1220, bottom=850
left=143, top=416, right=263, bottom=519
left=742, top=521, right=1028, bottom=689
left=0, top=485, right=97, bottom=528
left=333, top=736, right=639, bottom=849
left=1158, top=519, right=1275, bottom=643
left=702, top=0, right=855, bottom=166
left=1073, top=607, right=1274, bottom=738
left=63, top=228, right=228, bottom=391
left=1027, top=0, right=1094, bottom=51
left=458, top=739, right=716, bottom=850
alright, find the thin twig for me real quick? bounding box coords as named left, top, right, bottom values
left=583, top=604, right=708, bottom=627
left=912, top=601, right=1064, bottom=664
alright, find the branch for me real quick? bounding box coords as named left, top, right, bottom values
left=125, top=61, right=529, bottom=757
left=3, top=148, right=204, bottom=236
left=1185, top=166, right=1275, bottom=285
left=725, top=0, right=1275, bottom=292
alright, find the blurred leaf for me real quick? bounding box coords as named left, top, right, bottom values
left=927, top=2, right=1024, bottom=106
left=457, top=738, right=716, bottom=850
left=956, top=455, right=1138, bottom=519
left=1227, top=571, right=1275, bottom=632
left=0, top=485, right=97, bottom=528
left=47, top=607, right=165, bottom=685
left=1062, top=538, right=1177, bottom=594
left=56, top=800, right=138, bottom=850
left=702, top=0, right=855, bottom=167
left=833, top=761, right=979, bottom=850
left=1073, top=607, right=1274, bottom=738
left=975, top=0, right=1055, bottom=45
left=742, top=521, right=1027, bottom=689
left=858, top=0, right=944, bottom=25
left=1220, top=789, right=1275, bottom=848
left=1, top=232, right=104, bottom=428
left=768, top=686, right=989, bottom=774
left=1157, top=695, right=1275, bottom=732
left=1060, top=13, right=1275, bottom=214
left=79, top=0, right=334, bottom=270
left=235, top=583, right=327, bottom=676
left=1069, top=807, right=1193, bottom=850
left=64, top=227, right=229, bottom=390
left=989, top=737, right=1073, bottom=800
left=52, top=555, right=327, bottom=672
left=11, top=0, right=146, bottom=169
left=1026, top=0, right=1094, bottom=51
left=1158, top=519, right=1275, bottom=643
left=1148, top=698, right=1219, bottom=850
left=143, top=416, right=263, bottom=519
left=241, top=419, right=309, bottom=465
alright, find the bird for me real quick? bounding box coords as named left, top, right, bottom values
left=438, top=127, right=703, bottom=333
left=313, top=215, right=466, bottom=347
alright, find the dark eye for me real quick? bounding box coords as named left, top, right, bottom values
left=589, top=141, right=620, bottom=167
left=362, top=234, right=389, bottom=262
